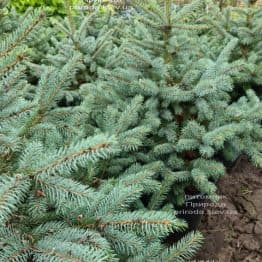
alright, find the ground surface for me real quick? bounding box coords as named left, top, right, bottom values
left=194, top=156, right=262, bottom=262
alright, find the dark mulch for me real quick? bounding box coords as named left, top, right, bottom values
left=194, top=156, right=262, bottom=262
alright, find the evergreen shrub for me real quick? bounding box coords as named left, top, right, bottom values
left=0, top=0, right=261, bottom=261
left=0, top=1, right=204, bottom=261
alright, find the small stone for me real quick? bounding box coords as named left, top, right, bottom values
left=238, top=234, right=260, bottom=251
left=252, top=189, right=262, bottom=219
left=238, top=197, right=257, bottom=219
left=243, top=253, right=262, bottom=262
left=217, top=247, right=234, bottom=262
left=223, top=201, right=239, bottom=223
left=254, top=221, right=262, bottom=234
left=235, top=222, right=253, bottom=234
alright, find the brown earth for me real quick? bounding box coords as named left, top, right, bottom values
left=194, top=155, right=262, bottom=262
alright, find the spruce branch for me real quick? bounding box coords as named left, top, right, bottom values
left=99, top=211, right=187, bottom=237
left=94, top=184, right=143, bottom=216
left=34, top=238, right=112, bottom=262
left=105, top=228, right=145, bottom=256
left=36, top=174, right=93, bottom=207
left=0, top=52, right=25, bottom=75
left=0, top=10, right=44, bottom=58
left=28, top=134, right=118, bottom=177
left=156, top=231, right=203, bottom=262
left=0, top=174, right=30, bottom=224
left=0, top=227, right=31, bottom=261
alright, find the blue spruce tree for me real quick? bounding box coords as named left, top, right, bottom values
left=0, top=2, right=204, bottom=261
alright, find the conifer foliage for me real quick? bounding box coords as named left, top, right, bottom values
left=84, top=0, right=261, bottom=206
left=0, top=1, right=204, bottom=261
left=0, top=0, right=261, bottom=261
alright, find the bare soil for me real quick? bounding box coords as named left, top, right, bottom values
left=194, top=155, right=262, bottom=262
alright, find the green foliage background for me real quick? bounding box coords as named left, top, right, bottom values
left=9, top=0, right=80, bottom=15
left=8, top=0, right=127, bottom=15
